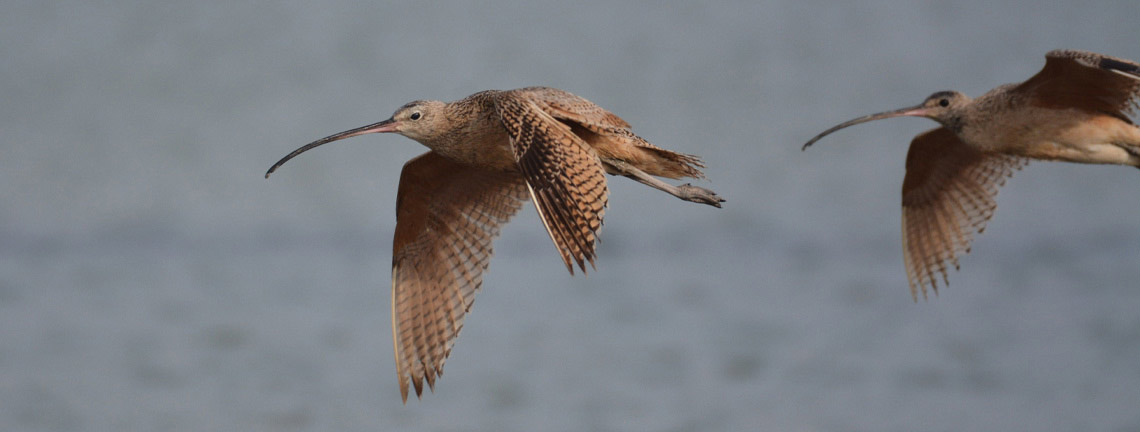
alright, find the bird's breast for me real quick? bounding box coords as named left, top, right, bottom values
left=421, top=125, right=519, bottom=172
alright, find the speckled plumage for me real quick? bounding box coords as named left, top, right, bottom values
left=804, top=50, right=1140, bottom=300
left=266, top=86, right=722, bottom=402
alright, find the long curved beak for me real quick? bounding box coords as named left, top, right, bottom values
left=801, top=105, right=930, bottom=151
left=265, top=118, right=398, bottom=178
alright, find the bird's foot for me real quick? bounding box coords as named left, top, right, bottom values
left=676, top=183, right=725, bottom=208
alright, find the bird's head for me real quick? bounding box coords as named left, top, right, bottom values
left=384, top=100, right=448, bottom=142
left=915, top=91, right=971, bottom=120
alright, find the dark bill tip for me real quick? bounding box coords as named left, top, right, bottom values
left=264, top=119, right=397, bottom=179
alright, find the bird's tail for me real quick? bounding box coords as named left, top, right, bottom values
left=635, top=146, right=707, bottom=180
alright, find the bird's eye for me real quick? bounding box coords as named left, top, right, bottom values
left=409, top=112, right=422, bottom=120
left=938, top=99, right=949, bottom=107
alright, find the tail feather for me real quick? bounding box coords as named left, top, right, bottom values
left=637, top=146, right=706, bottom=180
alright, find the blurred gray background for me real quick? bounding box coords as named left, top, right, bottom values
left=3, top=1, right=1139, bottom=431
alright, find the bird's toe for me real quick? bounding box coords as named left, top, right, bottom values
left=677, top=184, right=725, bottom=208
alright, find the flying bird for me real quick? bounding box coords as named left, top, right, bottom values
left=266, top=86, right=723, bottom=401
left=802, top=49, right=1140, bottom=299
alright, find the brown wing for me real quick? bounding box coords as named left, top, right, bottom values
left=901, top=128, right=1028, bottom=300
left=519, top=87, right=706, bottom=180
left=1012, top=50, right=1140, bottom=119
left=494, top=92, right=608, bottom=274
left=390, top=151, right=529, bottom=402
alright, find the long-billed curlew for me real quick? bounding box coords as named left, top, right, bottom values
left=802, top=49, right=1140, bottom=300
left=266, top=86, right=723, bottom=401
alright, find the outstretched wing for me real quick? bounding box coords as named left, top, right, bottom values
left=494, top=91, right=609, bottom=274
left=901, top=128, right=1028, bottom=300
left=1012, top=50, right=1140, bottom=119
left=391, top=151, right=529, bottom=402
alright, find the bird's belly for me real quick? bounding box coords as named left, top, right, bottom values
left=1022, top=141, right=1136, bottom=165
left=1006, top=114, right=1140, bottom=166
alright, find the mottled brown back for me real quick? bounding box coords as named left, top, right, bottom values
left=515, top=86, right=633, bottom=128
left=514, top=87, right=706, bottom=180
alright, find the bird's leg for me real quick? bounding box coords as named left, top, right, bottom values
left=602, top=159, right=724, bottom=208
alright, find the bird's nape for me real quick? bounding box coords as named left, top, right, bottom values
left=265, top=118, right=399, bottom=178
left=801, top=105, right=933, bottom=150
